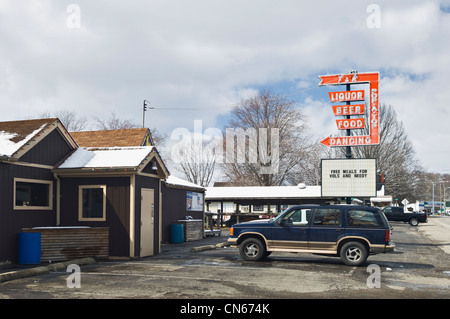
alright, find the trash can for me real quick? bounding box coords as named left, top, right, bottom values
left=170, top=224, right=184, bottom=244
left=18, top=232, right=41, bottom=264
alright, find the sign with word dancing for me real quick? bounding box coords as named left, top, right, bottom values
left=318, top=72, right=380, bottom=147
left=321, top=159, right=377, bottom=197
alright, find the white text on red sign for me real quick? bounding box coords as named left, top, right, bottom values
left=328, top=90, right=364, bottom=103
left=336, top=118, right=365, bottom=130
left=332, top=104, right=365, bottom=116
left=330, top=136, right=372, bottom=146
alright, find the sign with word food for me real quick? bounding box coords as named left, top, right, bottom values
left=321, top=159, right=377, bottom=197
left=318, top=72, right=380, bottom=147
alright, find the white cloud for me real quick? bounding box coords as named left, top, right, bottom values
left=0, top=0, right=449, bottom=172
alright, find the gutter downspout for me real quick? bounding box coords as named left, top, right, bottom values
left=53, top=173, right=61, bottom=226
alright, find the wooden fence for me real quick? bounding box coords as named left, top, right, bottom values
left=22, top=227, right=109, bottom=262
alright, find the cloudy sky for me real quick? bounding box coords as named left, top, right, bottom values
left=1, top=0, right=450, bottom=173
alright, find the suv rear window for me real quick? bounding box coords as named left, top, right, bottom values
left=347, top=209, right=383, bottom=227
left=312, top=208, right=341, bottom=226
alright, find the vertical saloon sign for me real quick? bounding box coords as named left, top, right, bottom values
left=318, top=72, right=380, bottom=147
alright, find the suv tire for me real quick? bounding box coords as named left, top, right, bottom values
left=340, top=241, right=368, bottom=266
left=239, top=238, right=266, bottom=261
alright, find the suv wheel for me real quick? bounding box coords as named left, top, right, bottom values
left=340, top=241, right=368, bottom=266
left=239, top=238, right=266, bottom=261
left=409, top=218, right=419, bottom=226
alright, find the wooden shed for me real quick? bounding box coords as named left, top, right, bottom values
left=0, top=118, right=77, bottom=262
left=54, top=146, right=169, bottom=258
left=162, top=176, right=206, bottom=243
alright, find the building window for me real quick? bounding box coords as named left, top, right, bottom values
left=79, top=185, right=106, bottom=221
left=253, top=205, right=264, bottom=212
left=14, top=178, right=53, bottom=210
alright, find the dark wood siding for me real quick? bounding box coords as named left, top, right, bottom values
left=19, top=129, right=74, bottom=166
left=161, top=183, right=204, bottom=243
left=135, top=175, right=160, bottom=255
left=59, top=176, right=130, bottom=257
left=0, top=163, right=56, bottom=262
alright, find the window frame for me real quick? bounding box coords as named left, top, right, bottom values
left=312, top=208, right=342, bottom=226
left=78, top=185, right=107, bottom=221
left=281, top=208, right=311, bottom=225
left=346, top=209, right=383, bottom=228
left=13, top=178, right=53, bottom=211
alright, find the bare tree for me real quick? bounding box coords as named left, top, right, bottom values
left=222, top=89, right=312, bottom=186
left=56, top=110, right=88, bottom=132
left=150, top=127, right=168, bottom=149
left=287, top=142, right=332, bottom=186
left=93, top=112, right=138, bottom=130
left=171, top=132, right=220, bottom=187
left=38, top=110, right=88, bottom=132
left=338, top=104, right=422, bottom=201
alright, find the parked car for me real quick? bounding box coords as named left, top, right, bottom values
left=228, top=205, right=395, bottom=266
left=382, top=206, right=427, bottom=226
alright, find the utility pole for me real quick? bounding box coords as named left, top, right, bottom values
left=143, top=99, right=149, bottom=128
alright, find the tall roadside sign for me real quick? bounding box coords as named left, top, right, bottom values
left=318, top=72, right=380, bottom=151
left=318, top=71, right=380, bottom=202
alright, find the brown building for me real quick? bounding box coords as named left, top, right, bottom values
left=1, top=120, right=205, bottom=263
left=0, top=118, right=77, bottom=262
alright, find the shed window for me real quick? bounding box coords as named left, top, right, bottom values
left=14, top=178, right=53, bottom=210
left=79, top=185, right=106, bottom=221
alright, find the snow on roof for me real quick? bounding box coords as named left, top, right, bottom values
left=0, top=122, right=48, bottom=157
left=166, top=175, right=204, bottom=189
left=205, top=185, right=322, bottom=200
left=58, top=146, right=154, bottom=169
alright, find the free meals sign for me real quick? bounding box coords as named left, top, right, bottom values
left=321, top=159, right=377, bottom=197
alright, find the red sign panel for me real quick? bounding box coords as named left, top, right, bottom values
left=332, top=104, right=365, bottom=116
left=320, top=136, right=373, bottom=147
left=318, top=72, right=379, bottom=147
left=318, top=72, right=379, bottom=86
left=336, top=118, right=365, bottom=130
left=329, top=90, right=364, bottom=102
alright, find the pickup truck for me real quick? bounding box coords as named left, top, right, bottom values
left=382, top=206, right=427, bottom=226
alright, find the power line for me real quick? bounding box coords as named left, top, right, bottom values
left=142, top=85, right=317, bottom=113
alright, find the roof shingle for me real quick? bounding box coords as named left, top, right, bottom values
left=70, top=128, right=151, bottom=148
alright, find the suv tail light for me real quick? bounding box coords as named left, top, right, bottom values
left=385, top=229, right=390, bottom=243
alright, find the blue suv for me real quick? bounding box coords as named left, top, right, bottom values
left=228, top=205, right=395, bottom=266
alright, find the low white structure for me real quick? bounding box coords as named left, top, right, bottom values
left=206, top=183, right=388, bottom=216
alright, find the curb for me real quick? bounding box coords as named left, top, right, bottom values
left=0, top=257, right=96, bottom=283
left=190, top=242, right=230, bottom=253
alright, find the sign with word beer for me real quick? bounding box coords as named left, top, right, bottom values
left=318, top=72, right=380, bottom=147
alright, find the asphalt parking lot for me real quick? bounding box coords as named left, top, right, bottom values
left=1, top=217, right=449, bottom=302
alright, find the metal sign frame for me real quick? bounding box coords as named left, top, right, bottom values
left=318, top=72, right=380, bottom=148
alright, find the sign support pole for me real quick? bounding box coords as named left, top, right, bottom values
left=345, top=83, right=352, bottom=204
left=345, top=83, right=352, bottom=160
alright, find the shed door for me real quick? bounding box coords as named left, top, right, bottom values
left=140, top=188, right=154, bottom=257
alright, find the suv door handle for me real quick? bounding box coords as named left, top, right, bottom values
left=336, top=229, right=343, bottom=232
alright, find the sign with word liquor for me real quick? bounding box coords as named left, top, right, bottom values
left=318, top=72, right=380, bottom=147
left=321, top=158, right=377, bottom=197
